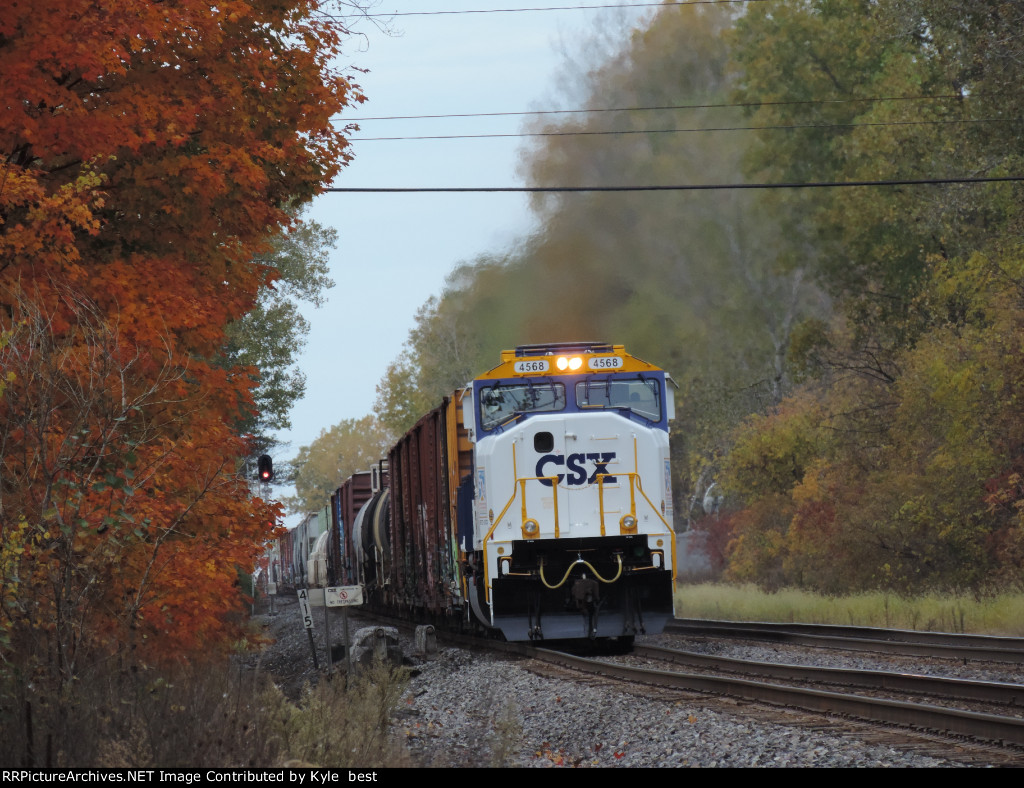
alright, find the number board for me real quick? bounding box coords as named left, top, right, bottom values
left=513, top=359, right=549, bottom=374
left=588, top=355, right=624, bottom=370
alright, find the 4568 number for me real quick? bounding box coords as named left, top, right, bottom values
left=588, top=356, right=623, bottom=370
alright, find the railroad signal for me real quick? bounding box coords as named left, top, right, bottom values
left=257, top=454, right=273, bottom=483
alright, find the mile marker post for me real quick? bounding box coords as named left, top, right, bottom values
left=296, top=588, right=319, bottom=671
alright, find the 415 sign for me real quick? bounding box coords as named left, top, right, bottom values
left=297, top=588, right=314, bottom=629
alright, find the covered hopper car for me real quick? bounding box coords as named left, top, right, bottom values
left=315, top=341, right=677, bottom=643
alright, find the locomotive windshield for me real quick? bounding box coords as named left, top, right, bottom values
left=479, top=381, right=566, bottom=430
left=576, top=376, right=662, bottom=422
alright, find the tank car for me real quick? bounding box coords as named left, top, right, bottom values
left=325, top=342, right=678, bottom=643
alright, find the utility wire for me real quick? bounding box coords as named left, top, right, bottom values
left=342, top=93, right=971, bottom=123
left=326, top=0, right=769, bottom=20
left=347, top=116, right=1017, bottom=141
left=324, top=176, right=1024, bottom=192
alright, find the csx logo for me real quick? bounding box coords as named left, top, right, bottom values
left=535, top=453, right=616, bottom=487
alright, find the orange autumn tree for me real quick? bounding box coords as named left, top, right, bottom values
left=0, top=0, right=363, bottom=685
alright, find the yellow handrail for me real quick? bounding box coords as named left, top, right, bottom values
left=483, top=471, right=559, bottom=602
left=481, top=453, right=678, bottom=599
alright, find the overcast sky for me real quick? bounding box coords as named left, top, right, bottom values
left=277, top=2, right=655, bottom=464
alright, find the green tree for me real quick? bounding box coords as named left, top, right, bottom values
left=374, top=349, right=443, bottom=438
left=224, top=205, right=337, bottom=441
left=718, top=0, right=1024, bottom=593
left=286, top=416, right=392, bottom=513
left=732, top=0, right=1024, bottom=341
left=373, top=265, right=499, bottom=436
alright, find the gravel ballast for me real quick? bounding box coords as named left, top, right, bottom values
left=397, top=647, right=960, bottom=767
left=251, top=596, right=989, bottom=767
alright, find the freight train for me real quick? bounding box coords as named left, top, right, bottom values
left=299, top=341, right=677, bottom=644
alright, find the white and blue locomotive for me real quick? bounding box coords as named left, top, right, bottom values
left=322, top=342, right=678, bottom=643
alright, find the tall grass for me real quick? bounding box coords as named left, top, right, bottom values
left=675, top=583, right=1024, bottom=635
left=264, top=661, right=412, bottom=767
left=0, top=657, right=412, bottom=768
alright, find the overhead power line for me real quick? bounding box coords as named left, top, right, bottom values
left=347, top=116, right=1017, bottom=142
left=342, top=93, right=970, bottom=123
left=329, top=1, right=770, bottom=20
left=324, top=176, right=1024, bottom=193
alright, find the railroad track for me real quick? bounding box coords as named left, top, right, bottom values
left=631, top=643, right=1024, bottom=712
left=665, top=618, right=1024, bottom=663
left=432, top=621, right=1024, bottom=756
left=337, top=611, right=1024, bottom=763
left=522, top=643, right=1024, bottom=757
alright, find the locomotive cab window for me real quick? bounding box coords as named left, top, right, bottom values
left=478, top=382, right=566, bottom=430
left=576, top=377, right=662, bottom=422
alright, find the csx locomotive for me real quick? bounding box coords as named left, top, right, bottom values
left=306, top=341, right=677, bottom=644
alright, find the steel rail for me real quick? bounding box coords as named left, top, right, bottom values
left=633, top=644, right=1024, bottom=708
left=666, top=619, right=1024, bottom=664
left=522, top=645, right=1024, bottom=747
